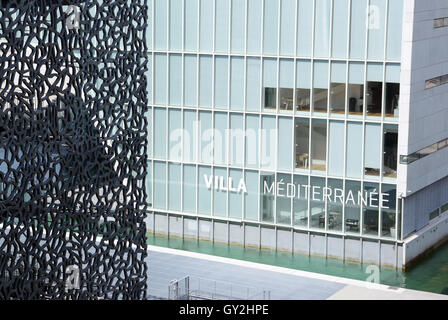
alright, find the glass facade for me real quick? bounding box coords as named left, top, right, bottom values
left=147, top=0, right=404, bottom=242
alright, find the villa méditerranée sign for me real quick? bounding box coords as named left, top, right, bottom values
left=204, top=175, right=391, bottom=210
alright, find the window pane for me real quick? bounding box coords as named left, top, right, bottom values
left=327, top=179, right=343, bottom=232
left=169, top=0, right=182, bottom=51
left=330, top=61, right=346, bottom=115
left=147, top=161, right=152, bottom=206
left=154, top=53, right=167, bottom=105
left=314, top=0, right=331, bottom=58
left=199, top=111, right=212, bottom=163
left=154, top=161, right=166, bottom=209
left=383, top=124, right=398, bottom=179
left=277, top=174, right=292, bottom=225
left=229, top=169, right=243, bottom=218
left=229, top=113, right=244, bottom=166
left=213, top=167, right=227, bottom=217
left=245, top=114, right=259, bottom=168
left=297, top=0, right=313, bottom=56
left=199, top=55, right=212, bottom=107
left=280, top=0, right=295, bottom=56
left=345, top=180, right=361, bottom=234
left=247, top=0, right=262, bottom=54
left=313, top=60, right=328, bottom=113
left=183, top=164, right=196, bottom=213
left=332, top=0, right=349, bottom=58
left=184, top=55, right=197, bottom=107
left=261, top=116, right=276, bottom=170
left=214, top=56, right=229, bottom=109
left=386, top=0, right=403, bottom=60
left=168, top=108, right=182, bottom=161
left=198, top=166, right=212, bottom=215
left=245, top=170, right=259, bottom=221
left=346, top=122, right=363, bottom=178
left=328, top=121, right=344, bottom=176
left=263, top=58, right=277, bottom=111
left=147, top=0, right=152, bottom=50
left=147, top=107, right=152, bottom=157
left=147, top=54, right=152, bottom=104
left=200, top=0, right=213, bottom=51
left=230, top=57, right=245, bottom=110
left=311, top=119, right=327, bottom=172
left=310, top=177, right=326, bottom=229
left=350, top=0, right=367, bottom=59
left=185, top=0, right=198, bottom=51
left=295, top=118, right=310, bottom=170
left=279, top=59, right=294, bottom=112
left=364, top=123, right=381, bottom=177
left=385, top=64, right=400, bottom=118
left=278, top=117, right=293, bottom=171
left=363, top=182, right=379, bottom=236
left=168, top=163, right=181, bottom=211
left=366, top=63, right=383, bottom=118
left=381, top=184, right=397, bottom=238
left=263, top=0, right=278, bottom=55
left=296, top=60, right=311, bottom=112
left=169, top=54, right=182, bottom=106
left=367, top=0, right=386, bottom=60
left=348, top=62, right=364, bottom=116
left=154, top=108, right=166, bottom=159
left=215, top=0, right=229, bottom=53
left=231, top=0, right=246, bottom=54
left=261, top=173, right=275, bottom=223
left=183, top=110, right=197, bottom=162
left=246, top=57, right=261, bottom=111
left=214, top=112, right=227, bottom=165
left=154, top=0, right=167, bottom=50
left=293, top=175, right=309, bottom=227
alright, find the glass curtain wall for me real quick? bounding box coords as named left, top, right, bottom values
left=148, top=0, right=404, bottom=242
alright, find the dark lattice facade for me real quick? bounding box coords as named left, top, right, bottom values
left=0, top=0, right=148, bottom=299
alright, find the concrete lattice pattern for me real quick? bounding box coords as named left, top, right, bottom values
left=0, top=0, right=148, bottom=299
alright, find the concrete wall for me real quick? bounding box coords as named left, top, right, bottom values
left=147, top=212, right=403, bottom=269
left=403, top=210, right=448, bottom=266
left=403, top=175, right=448, bottom=237
left=398, top=0, right=448, bottom=197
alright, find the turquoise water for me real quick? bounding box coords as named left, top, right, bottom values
left=148, top=234, right=448, bottom=295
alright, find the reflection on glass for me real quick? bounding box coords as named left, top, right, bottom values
left=295, top=89, right=311, bottom=112
left=385, top=83, right=400, bottom=118
left=313, top=88, right=328, bottom=113
left=295, top=118, right=310, bottom=170
left=330, top=82, right=346, bottom=114
left=345, top=180, right=361, bottom=234
left=363, top=182, right=379, bottom=236
left=261, top=173, right=275, bottom=223
left=311, top=120, right=327, bottom=172
left=264, top=87, right=277, bottom=110
left=327, top=179, right=343, bottom=232
left=381, top=184, right=397, bottom=238
left=366, top=81, right=383, bottom=117
left=310, top=177, right=325, bottom=230
left=364, top=124, right=381, bottom=177
left=383, top=124, right=398, bottom=178
left=293, top=175, right=309, bottom=227
left=279, top=88, right=294, bottom=112
left=276, top=174, right=291, bottom=225
left=348, top=84, right=364, bottom=115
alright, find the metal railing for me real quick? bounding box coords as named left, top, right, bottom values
left=168, top=275, right=270, bottom=300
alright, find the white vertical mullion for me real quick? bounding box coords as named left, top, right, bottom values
left=182, top=0, right=185, bottom=52
left=152, top=0, right=155, bottom=51
left=213, top=0, right=216, bottom=53
left=167, top=0, right=170, bottom=51
left=197, top=0, right=201, bottom=52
